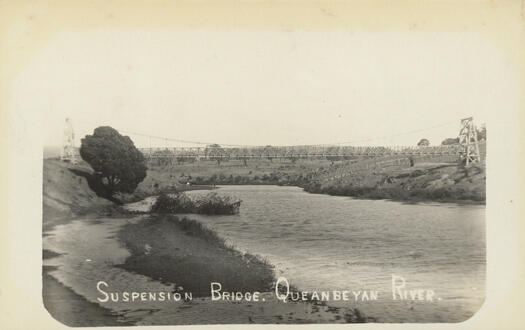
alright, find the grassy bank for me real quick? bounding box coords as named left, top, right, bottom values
left=45, top=154, right=485, bottom=215
left=142, top=158, right=485, bottom=204
left=42, top=158, right=216, bottom=222
left=301, top=183, right=485, bottom=203
left=299, top=162, right=486, bottom=203
left=117, top=215, right=275, bottom=297
left=43, top=159, right=115, bottom=221
left=125, top=158, right=329, bottom=198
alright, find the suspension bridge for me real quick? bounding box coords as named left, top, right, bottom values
left=60, top=117, right=484, bottom=165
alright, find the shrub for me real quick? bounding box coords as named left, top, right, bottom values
left=194, top=192, right=242, bottom=215
left=150, top=192, right=194, bottom=213
left=151, top=192, right=241, bottom=215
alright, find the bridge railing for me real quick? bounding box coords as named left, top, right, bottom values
left=69, top=142, right=485, bottom=163
left=137, top=144, right=466, bottom=159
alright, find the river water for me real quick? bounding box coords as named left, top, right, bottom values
left=45, top=185, right=485, bottom=324
left=182, top=185, right=485, bottom=322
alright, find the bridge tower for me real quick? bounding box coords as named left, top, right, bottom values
left=61, top=118, right=78, bottom=164
left=458, top=117, right=480, bottom=166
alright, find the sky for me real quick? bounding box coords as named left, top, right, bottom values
left=11, top=29, right=509, bottom=148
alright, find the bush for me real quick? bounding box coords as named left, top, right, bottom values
left=151, top=192, right=242, bottom=215
left=150, top=192, right=194, bottom=213
left=194, top=192, right=242, bottom=215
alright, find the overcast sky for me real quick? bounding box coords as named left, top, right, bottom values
left=12, top=29, right=509, bottom=148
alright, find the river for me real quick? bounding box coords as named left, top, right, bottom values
left=182, top=185, right=485, bottom=322
left=45, top=185, right=485, bottom=324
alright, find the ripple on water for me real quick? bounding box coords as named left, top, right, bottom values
left=45, top=185, right=485, bottom=323
left=185, top=185, right=486, bottom=322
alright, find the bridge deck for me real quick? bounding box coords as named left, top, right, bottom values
left=68, top=142, right=485, bottom=161
left=138, top=145, right=468, bottom=159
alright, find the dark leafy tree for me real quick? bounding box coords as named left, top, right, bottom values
left=417, top=138, right=430, bottom=147
left=80, top=126, right=147, bottom=197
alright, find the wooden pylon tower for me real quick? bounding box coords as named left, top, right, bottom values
left=60, top=118, right=78, bottom=164
left=458, top=117, right=480, bottom=166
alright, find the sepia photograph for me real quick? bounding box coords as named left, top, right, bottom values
left=1, top=1, right=524, bottom=329
left=40, top=30, right=488, bottom=326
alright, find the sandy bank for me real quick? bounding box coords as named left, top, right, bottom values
left=116, top=215, right=374, bottom=324
left=117, top=215, right=273, bottom=296
left=43, top=215, right=372, bottom=325
left=43, top=266, right=132, bottom=327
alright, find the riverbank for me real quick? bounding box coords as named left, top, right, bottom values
left=43, top=213, right=373, bottom=325
left=43, top=159, right=115, bottom=229
left=43, top=247, right=132, bottom=326
left=44, top=148, right=486, bottom=209
left=300, top=163, right=485, bottom=204
left=115, top=214, right=374, bottom=323
left=117, top=215, right=274, bottom=296
left=43, top=159, right=214, bottom=224
left=143, top=159, right=485, bottom=204
left=43, top=266, right=133, bottom=327
left=41, top=160, right=218, bottom=325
